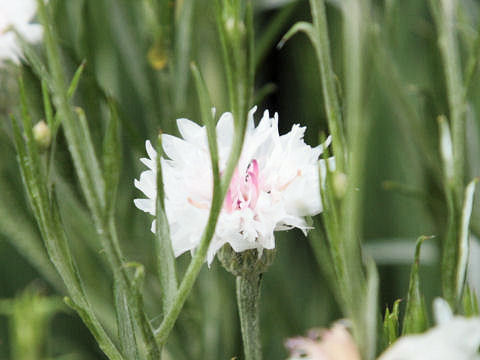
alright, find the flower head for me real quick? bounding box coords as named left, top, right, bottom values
left=0, top=0, right=43, bottom=65
left=134, top=107, right=333, bottom=264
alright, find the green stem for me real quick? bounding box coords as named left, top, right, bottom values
left=341, top=0, right=371, bottom=357
left=310, top=0, right=346, bottom=172
left=237, top=275, right=262, bottom=360
left=36, top=1, right=160, bottom=357
left=154, top=187, right=223, bottom=344
left=430, top=0, right=465, bottom=198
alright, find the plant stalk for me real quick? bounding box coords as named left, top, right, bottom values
left=236, top=274, right=262, bottom=360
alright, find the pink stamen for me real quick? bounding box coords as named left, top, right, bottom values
left=223, top=159, right=261, bottom=213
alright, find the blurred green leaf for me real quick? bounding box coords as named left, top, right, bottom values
left=103, top=99, right=122, bottom=218
left=402, top=235, right=431, bottom=335
left=155, top=133, right=178, bottom=317
left=382, top=299, right=401, bottom=350
left=462, top=284, right=479, bottom=317
left=114, top=282, right=139, bottom=360
left=456, top=179, right=477, bottom=301
left=66, top=60, right=86, bottom=99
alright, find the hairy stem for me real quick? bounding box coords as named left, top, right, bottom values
left=237, top=274, right=262, bottom=360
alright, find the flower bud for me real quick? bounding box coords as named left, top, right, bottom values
left=225, top=16, right=245, bottom=35
left=217, top=244, right=275, bottom=278
left=33, top=120, right=51, bottom=150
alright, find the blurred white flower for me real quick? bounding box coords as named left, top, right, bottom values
left=134, top=107, right=333, bottom=264
left=0, top=0, right=43, bottom=65
left=285, top=322, right=360, bottom=360
left=379, top=303, right=480, bottom=360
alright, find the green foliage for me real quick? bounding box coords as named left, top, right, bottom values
left=402, top=236, right=430, bottom=335
left=0, top=287, right=65, bottom=360
left=382, top=299, right=401, bottom=350
left=462, top=285, right=479, bottom=317
left=2, top=0, right=480, bottom=358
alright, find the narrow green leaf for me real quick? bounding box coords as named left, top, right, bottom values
left=307, top=218, right=336, bottom=294
left=49, top=195, right=123, bottom=360
left=10, top=114, right=43, bottom=226
left=402, top=235, right=431, bottom=335
left=155, top=134, right=178, bottom=316
left=114, top=283, right=139, bottom=360
left=37, top=0, right=106, bottom=227
left=64, top=297, right=124, bottom=360
left=456, top=179, right=477, bottom=301
left=172, top=0, right=195, bottom=113
left=14, top=29, right=53, bottom=89
left=70, top=106, right=106, bottom=220
left=309, top=0, right=346, bottom=171
left=41, top=80, right=54, bottom=130
left=246, top=0, right=255, bottom=99
left=126, top=263, right=162, bottom=359
left=278, top=21, right=316, bottom=49
left=67, top=59, right=86, bottom=99
left=103, top=99, right=122, bottom=217
left=462, top=284, right=479, bottom=317
left=16, top=77, right=50, bottom=227
left=382, top=299, right=401, bottom=349
left=429, top=0, right=465, bottom=199
left=190, top=62, right=220, bottom=183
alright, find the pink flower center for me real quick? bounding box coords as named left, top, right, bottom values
left=224, top=159, right=261, bottom=213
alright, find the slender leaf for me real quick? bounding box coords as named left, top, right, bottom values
left=64, top=297, right=124, bottom=360
left=462, top=284, right=479, bottom=317
left=190, top=62, right=220, bottom=182
left=382, top=299, right=401, bottom=349
left=155, top=134, right=178, bottom=317
left=67, top=59, right=87, bottom=99
left=103, top=99, right=122, bottom=217
left=456, top=179, right=477, bottom=301
left=114, top=283, right=139, bottom=360
left=402, top=236, right=431, bottom=335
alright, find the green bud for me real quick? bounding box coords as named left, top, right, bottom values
left=218, top=244, right=276, bottom=278
left=33, top=120, right=51, bottom=150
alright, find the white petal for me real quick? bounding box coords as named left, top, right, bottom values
left=176, top=118, right=205, bottom=146
left=18, top=23, right=43, bottom=43
left=134, top=198, right=155, bottom=215
left=216, top=111, right=234, bottom=148
left=434, top=298, right=454, bottom=325
left=379, top=317, right=480, bottom=360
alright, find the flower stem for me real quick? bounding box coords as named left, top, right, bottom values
left=236, top=274, right=262, bottom=360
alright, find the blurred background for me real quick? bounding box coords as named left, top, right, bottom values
left=1, top=0, right=480, bottom=358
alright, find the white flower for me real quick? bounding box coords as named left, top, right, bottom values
left=0, top=0, right=43, bottom=65
left=134, top=107, right=334, bottom=264
left=379, top=299, right=480, bottom=360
